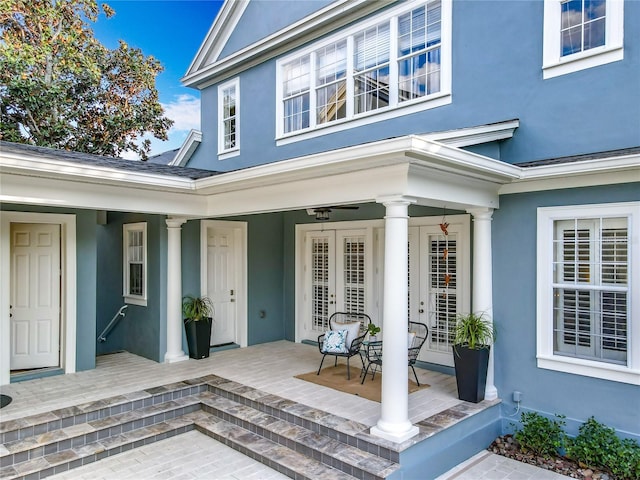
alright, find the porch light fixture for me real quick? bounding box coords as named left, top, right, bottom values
left=315, top=209, right=331, bottom=221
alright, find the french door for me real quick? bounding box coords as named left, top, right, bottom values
left=303, top=228, right=372, bottom=339
left=409, top=220, right=470, bottom=367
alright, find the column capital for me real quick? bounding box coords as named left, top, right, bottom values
left=375, top=195, right=417, bottom=207
left=166, top=217, right=187, bottom=228
left=466, top=207, right=494, bottom=221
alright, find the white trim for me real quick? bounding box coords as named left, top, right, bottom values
left=536, top=202, right=640, bottom=385
left=419, top=119, right=520, bottom=148
left=0, top=211, right=77, bottom=385
left=200, top=220, right=248, bottom=348
left=542, top=0, right=624, bottom=79
left=170, top=129, right=202, bottom=167
left=185, top=0, right=250, bottom=76
left=123, top=222, right=147, bottom=307
left=217, top=77, right=240, bottom=157
left=275, top=0, right=452, bottom=141
left=183, top=0, right=386, bottom=89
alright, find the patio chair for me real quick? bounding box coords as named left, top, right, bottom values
left=317, top=312, right=371, bottom=380
left=361, top=321, right=429, bottom=386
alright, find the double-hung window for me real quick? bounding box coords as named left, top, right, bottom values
left=277, top=0, right=451, bottom=141
left=537, top=203, right=639, bottom=384
left=123, top=222, right=147, bottom=306
left=218, top=78, right=240, bottom=157
left=542, top=0, right=624, bottom=79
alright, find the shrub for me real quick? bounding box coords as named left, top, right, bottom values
left=566, top=417, right=640, bottom=479
left=514, top=412, right=566, bottom=458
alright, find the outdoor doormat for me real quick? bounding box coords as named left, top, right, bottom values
left=0, top=394, right=12, bottom=408
left=295, top=364, right=429, bottom=402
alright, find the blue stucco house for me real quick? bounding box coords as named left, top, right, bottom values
left=1, top=0, right=638, bottom=469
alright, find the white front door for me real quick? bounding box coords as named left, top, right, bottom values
left=302, top=228, right=372, bottom=339
left=410, top=219, right=470, bottom=367
left=206, top=225, right=237, bottom=345
left=10, top=223, right=61, bottom=370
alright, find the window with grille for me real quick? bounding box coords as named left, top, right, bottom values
left=311, top=237, right=330, bottom=331
left=553, top=218, right=628, bottom=364
left=343, top=236, right=365, bottom=314
left=123, top=222, right=147, bottom=306
left=542, top=0, right=624, bottom=79
left=277, top=0, right=450, bottom=137
left=537, top=202, right=638, bottom=385
left=428, top=235, right=457, bottom=352
left=218, top=78, right=239, bottom=155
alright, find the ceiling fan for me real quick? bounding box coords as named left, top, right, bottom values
left=309, top=205, right=359, bottom=221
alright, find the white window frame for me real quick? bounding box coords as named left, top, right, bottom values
left=123, top=222, right=147, bottom=306
left=542, top=0, right=624, bottom=79
left=217, top=77, right=240, bottom=159
left=537, top=202, right=639, bottom=385
left=275, top=0, right=452, bottom=145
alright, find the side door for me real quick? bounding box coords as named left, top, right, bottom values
left=10, top=223, right=61, bottom=369
left=205, top=226, right=237, bottom=345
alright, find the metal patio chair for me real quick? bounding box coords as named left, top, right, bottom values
left=361, top=321, right=429, bottom=385
left=317, top=312, right=371, bottom=380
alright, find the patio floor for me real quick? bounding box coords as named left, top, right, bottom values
left=2, top=340, right=532, bottom=479
left=0, top=340, right=460, bottom=427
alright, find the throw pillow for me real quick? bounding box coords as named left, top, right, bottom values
left=408, top=331, right=416, bottom=348
left=340, top=321, right=362, bottom=350
left=322, top=329, right=348, bottom=353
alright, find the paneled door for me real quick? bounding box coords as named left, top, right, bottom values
left=409, top=220, right=469, bottom=367
left=304, top=229, right=371, bottom=339
left=206, top=226, right=237, bottom=345
left=10, top=223, right=61, bottom=369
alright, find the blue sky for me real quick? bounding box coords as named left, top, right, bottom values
left=92, top=0, right=224, bottom=158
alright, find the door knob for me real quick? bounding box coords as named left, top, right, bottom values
left=418, top=309, right=424, bottom=313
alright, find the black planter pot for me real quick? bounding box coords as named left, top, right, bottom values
left=452, top=344, right=490, bottom=403
left=184, top=318, right=212, bottom=359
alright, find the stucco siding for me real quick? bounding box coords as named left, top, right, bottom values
left=492, top=183, right=640, bottom=440
left=187, top=0, right=640, bottom=172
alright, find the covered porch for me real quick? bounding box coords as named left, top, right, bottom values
left=0, top=341, right=500, bottom=479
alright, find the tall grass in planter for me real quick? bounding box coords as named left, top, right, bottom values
left=452, top=312, right=496, bottom=403
left=183, top=295, right=214, bottom=359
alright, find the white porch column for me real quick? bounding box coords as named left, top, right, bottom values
left=467, top=207, right=497, bottom=400
left=371, top=197, right=419, bottom=443
left=165, top=217, right=189, bottom=363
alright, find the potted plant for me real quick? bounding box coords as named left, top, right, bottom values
left=183, top=295, right=214, bottom=359
left=452, top=312, right=496, bottom=403
left=366, top=323, right=381, bottom=342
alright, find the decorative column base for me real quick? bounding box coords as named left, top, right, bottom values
left=164, top=352, right=189, bottom=364
left=371, top=422, right=419, bottom=444
left=485, top=383, right=498, bottom=401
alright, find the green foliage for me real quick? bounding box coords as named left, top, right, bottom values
left=566, top=417, right=640, bottom=479
left=366, top=323, right=380, bottom=336
left=453, top=312, right=495, bottom=349
left=514, top=412, right=566, bottom=458
left=182, top=295, right=214, bottom=323
left=0, top=0, right=173, bottom=159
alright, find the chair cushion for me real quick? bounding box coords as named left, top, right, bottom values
left=322, top=329, right=348, bottom=353
left=338, top=321, right=362, bottom=350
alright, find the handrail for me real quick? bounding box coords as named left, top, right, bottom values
left=97, top=305, right=128, bottom=343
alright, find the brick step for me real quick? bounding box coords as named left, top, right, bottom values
left=191, top=411, right=357, bottom=480
left=0, top=396, right=200, bottom=468
left=0, top=416, right=195, bottom=480
left=197, top=391, right=399, bottom=480
left=206, top=377, right=401, bottom=463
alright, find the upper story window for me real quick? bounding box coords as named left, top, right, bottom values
left=537, top=203, right=639, bottom=385
left=123, top=222, right=147, bottom=306
left=218, top=78, right=240, bottom=157
left=277, top=0, right=451, bottom=142
left=542, top=0, right=624, bottom=79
